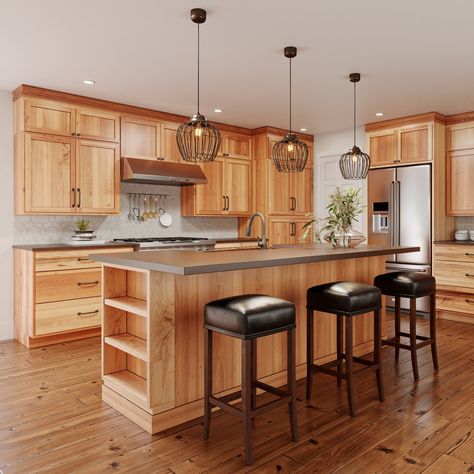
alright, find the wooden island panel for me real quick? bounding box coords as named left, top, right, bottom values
left=101, top=253, right=387, bottom=434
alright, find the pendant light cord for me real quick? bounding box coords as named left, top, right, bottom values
left=353, top=80, right=356, bottom=147
left=197, top=23, right=200, bottom=114
left=289, top=57, right=292, bottom=133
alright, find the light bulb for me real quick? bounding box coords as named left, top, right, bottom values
left=352, top=153, right=358, bottom=163
left=194, top=126, right=203, bottom=137
left=287, top=143, right=294, bottom=152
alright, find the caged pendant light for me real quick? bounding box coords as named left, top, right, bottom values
left=272, top=46, right=308, bottom=172
left=339, top=73, right=370, bottom=179
left=176, top=8, right=221, bottom=163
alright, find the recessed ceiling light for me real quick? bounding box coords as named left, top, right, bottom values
left=375, top=112, right=384, bottom=117
left=300, top=128, right=307, bottom=132
left=83, top=80, right=95, bottom=85
left=214, top=108, right=223, bottom=113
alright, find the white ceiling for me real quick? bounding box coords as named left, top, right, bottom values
left=1, top=0, right=474, bottom=134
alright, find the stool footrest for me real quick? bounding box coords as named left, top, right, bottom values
left=340, top=354, right=374, bottom=366
left=309, top=359, right=379, bottom=379
left=399, top=331, right=430, bottom=341
left=383, top=336, right=433, bottom=351
left=255, top=381, right=288, bottom=398
left=209, top=395, right=242, bottom=418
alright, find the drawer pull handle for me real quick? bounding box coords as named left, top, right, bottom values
left=466, top=253, right=474, bottom=257
left=77, top=257, right=92, bottom=262
left=77, top=310, right=99, bottom=317
left=465, top=273, right=474, bottom=278
left=465, top=299, right=474, bottom=304
left=77, top=281, right=99, bottom=286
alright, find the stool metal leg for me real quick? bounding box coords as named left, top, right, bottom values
left=203, top=328, right=213, bottom=440
left=430, top=292, right=439, bottom=371
left=394, top=296, right=401, bottom=360
left=287, top=328, right=298, bottom=442
left=306, top=307, right=314, bottom=401
left=336, top=314, right=343, bottom=387
left=345, top=316, right=356, bottom=417
left=409, top=298, right=420, bottom=381
left=374, top=309, right=384, bottom=401
left=242, top=339, right=254, bottom=465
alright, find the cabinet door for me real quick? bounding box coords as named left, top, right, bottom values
left=291, top=168, right=313, bottom=215
left=161, top=122, right=183, bottom=162
left=121, top=116, right=161, bottom=160
left=25, top=133, right=75, bottom=213
left=400, top=126, right=430, bottom=163
left=268, top=161, right=292, bottom=215
left=24, top=99, right=75, bottom=137
left=294, top=220, right=310, bottom=244
left=448, top=123, right=474, bottom=151
left=369, top=131, right=398, bottom=167
left=76, top=108, right=120, bottom=142
left=222, top=133, right=251, bottom=160
left=269, top=219, right=293, bottom=246
left=194, top=160, right=225, bottom=215
left=225, top=158, right=251, bottom=215
left=447, top=149, right=474, bottom=215
left=76, top=140, right=120, bottom=214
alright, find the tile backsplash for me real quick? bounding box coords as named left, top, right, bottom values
left=455, top=217, right=474, bottom=231
left=14, top=183, right=238, bottom=244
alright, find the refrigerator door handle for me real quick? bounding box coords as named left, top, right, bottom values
left=395, top=180, right=401, bottom=246
left=389, top=181, right=395, bottom=246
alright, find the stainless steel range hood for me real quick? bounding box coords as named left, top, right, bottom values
left=121, top=158, right=207, bottom=186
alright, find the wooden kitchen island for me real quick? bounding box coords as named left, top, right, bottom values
left=93, top=244, right=417, bottom=434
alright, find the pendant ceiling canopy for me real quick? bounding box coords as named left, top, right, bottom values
left=176, top=8, right=221, bottom=163
left=272, top=46, right=309, bottom=173
left=339, top=73, right=370, bottom=179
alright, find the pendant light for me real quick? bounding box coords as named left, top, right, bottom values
left=272, top=46, right=308, bottom=173
left=339, top=73, right=370, bottom=179
left=176, top=8, right=221, bottom=163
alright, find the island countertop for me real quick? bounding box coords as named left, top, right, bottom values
left=93, top=244, right=419, bottom=275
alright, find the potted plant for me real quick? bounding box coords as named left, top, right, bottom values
left=302, top=187, right=365, bottom=247
left=74, top=218, right=91, bottom=233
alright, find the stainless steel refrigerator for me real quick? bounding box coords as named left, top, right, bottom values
left=368, top=164, right=431, bottom=313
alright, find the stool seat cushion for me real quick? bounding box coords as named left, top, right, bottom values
left=374, top=272, right=435, bottom=297
left=205, top=294, right=295, bottom=338
left=307, top=281, right=381, bottom=315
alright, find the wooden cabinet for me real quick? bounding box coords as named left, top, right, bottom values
left=183, top=158, right=251, bottom=216
left=434, top=244, right=474, bottom=325
left=268, top=161, right=312, bottom=216
left=21, top=98, right=119, bottom=142
left=14, top=246, right=134, bottom=348
left=75, top=140, right=120, bottom=214
left=19, top=133, right=120, bottom=215
left=220, top=132, right=251, bottom=160
left=24, top=133, right=75, bottom=213
left=121, top=116, right=183, bottom=162
left=446, top=123, right=474, bottom=216
left=367, top=124, right=431, bottom=168
left=268, top=218, right=308, bottom=246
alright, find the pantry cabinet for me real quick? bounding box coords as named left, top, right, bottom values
left=182, top=157, right=251, bottom=216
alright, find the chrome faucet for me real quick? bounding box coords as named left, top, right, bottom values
left=245, top=212, right=267, bottom=249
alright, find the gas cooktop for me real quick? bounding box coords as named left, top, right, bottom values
left=113, top=237, right=215, bottom=250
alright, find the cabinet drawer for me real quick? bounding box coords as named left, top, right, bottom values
left=35, top=247, right=133, bottom=272
left=435, top=261, right=474, bottom=289
left=434, top=245, right=474, bottom=263
left=436, top=292, right=474, bottom=315
left=35, top=297, right=101, bottom=336
left=36, top=269, right=101, bottom=303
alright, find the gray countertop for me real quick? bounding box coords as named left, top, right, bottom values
left=13, top=242, right=137, bottom=251
left=92, top=244, right=419, bottom=275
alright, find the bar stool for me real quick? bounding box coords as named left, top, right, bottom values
left=306, top=281, right=384, bottom=417
left=203, top=294, right=298, bottom=465
left=374, top=272, right=438, bottom=381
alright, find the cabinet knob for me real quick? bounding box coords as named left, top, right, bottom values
left=76, top=133, right=81, bottom=137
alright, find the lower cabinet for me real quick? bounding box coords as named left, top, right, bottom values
left=268, top=218, right=308, bottom=246
left=434, top=243, right=474, bottom=324
left=14, top=246, right=134, bottom=347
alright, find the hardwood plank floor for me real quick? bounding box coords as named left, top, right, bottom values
left=0, top=316, right=473, bottom=473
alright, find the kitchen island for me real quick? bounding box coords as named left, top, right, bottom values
left=94, top=244, right=417, bottom=433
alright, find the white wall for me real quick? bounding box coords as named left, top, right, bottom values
left=0, top=90, right=14, bottom=340
left=314, top=127, right=367, bottom=233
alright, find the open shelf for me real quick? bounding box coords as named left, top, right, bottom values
left=104, top=333, right=147, bottom=361
left=103, top=370, right=147, bottom=408
left=104, top=296, right=147, bottom=318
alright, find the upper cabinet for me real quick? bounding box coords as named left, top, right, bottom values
left=446, top=122, right=474, bottom=216
left=19, top=98, right=119, bottom=142
left=367, top=123, right=432, bottom=167
left=220, top=132, right=251, bottom=160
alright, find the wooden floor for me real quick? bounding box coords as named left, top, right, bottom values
left=0, top=316, right=473, bottom=474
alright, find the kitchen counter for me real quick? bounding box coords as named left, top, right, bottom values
left=434, top=240, right=474, bottom=245
left=99, top=243, right=418, bottom=434
left=13, top=242, right=137, bottom=251
left=93, top=244, right=418, bottom=275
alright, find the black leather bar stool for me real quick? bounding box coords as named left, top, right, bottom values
left=203, top=294, right=298, bottom=465
left=374, top=272, right=438, bottom=381
left=306, top=281, right=384, bottom=417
